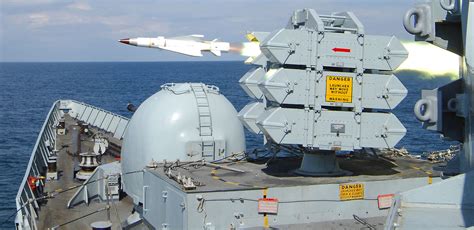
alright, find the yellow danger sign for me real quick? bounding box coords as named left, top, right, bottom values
left=339, top=183, right=364, bottom=201
left=326, top=76, right=353, bottom=103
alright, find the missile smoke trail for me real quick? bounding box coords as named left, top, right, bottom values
left=230, top=42, right=261, bottom=57
left=397, top=41, right=460, bottom=80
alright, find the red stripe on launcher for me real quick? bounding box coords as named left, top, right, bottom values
left=332, top=47, right=351, bottom=53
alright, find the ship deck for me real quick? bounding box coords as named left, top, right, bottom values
left=36, top=114, right=442, bottom=229
left=36, top=115, right=133, bottom=230
left=147, top=152, right=440, bottom=193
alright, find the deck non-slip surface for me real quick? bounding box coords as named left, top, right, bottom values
left=37, top=115, right=132, bottom=230
left=147, top=153, right=440, bottom=193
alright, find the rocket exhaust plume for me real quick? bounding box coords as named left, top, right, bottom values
left=230, top=33, right=264, bottom=63
left=229, top=43, right=243, bottom=52
left=229, top=42, right=262, bottom=64
left=239, top=42, right=261, bottom=57
left=396, top=41, right=460, bottom=79
left=229, top=42, right=261, bottom=57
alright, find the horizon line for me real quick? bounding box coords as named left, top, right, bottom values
left=0, top=60, right=245, bottom=64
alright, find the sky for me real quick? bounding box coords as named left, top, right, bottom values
left=0, top=0, right=418, bottom=62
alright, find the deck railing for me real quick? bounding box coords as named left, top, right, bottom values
left=14, top=100, right=129, bottom=230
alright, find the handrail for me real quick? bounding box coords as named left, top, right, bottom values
left=14, top=100, right=130, bottom=230
left=15, top=100, right=60, bottom=230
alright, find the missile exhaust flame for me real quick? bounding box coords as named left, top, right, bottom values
left=229, top=43, right=243, bottom=52
left=239, top=42, right=261, bottom=57
left=229, top=42, right=261, bottom=57
left=397, top=41, right=460, bottom=79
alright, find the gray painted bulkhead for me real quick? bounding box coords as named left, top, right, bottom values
left=142, top=169, right=439, bottom=230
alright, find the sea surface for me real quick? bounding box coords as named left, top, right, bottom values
left=0, top=62, right=457, bottom=228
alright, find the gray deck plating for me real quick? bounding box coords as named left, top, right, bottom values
left=32, top=109, right=441, bottom=229
left=147, top=155, right=439, bottom=193
left=37, top=115, right=133, bottom=230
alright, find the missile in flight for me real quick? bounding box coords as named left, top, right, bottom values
left=119, top=35, right=230, bottom=57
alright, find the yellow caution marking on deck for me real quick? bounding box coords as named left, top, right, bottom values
left=411, top=166, right=421, bottom=170
left=410, top=165, right=433, bottom=176
left=410, top=165, right=435, bottom=184
left=262, top=188, right=269, bottom=228
left=263, top=215, right=269, bottom=228
left=210, top=167, right=263, bottom=188
left=224, top=181, right=240, bottom=186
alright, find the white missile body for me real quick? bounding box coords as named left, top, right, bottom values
left=119, top=35, right=230, bottom=57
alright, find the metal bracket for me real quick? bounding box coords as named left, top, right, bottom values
left=414, top=79, right=464, bottom=141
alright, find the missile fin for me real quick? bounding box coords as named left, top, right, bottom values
left=210, top=49, right=222, bottom=56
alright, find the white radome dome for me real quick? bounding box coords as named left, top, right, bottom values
left=121, top=83, right=245, bottom=204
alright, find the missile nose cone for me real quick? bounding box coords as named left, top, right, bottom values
left=119, top=38, right=130, bottom=45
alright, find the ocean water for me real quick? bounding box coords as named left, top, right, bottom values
left=0, top=62, right=457, bottom=228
